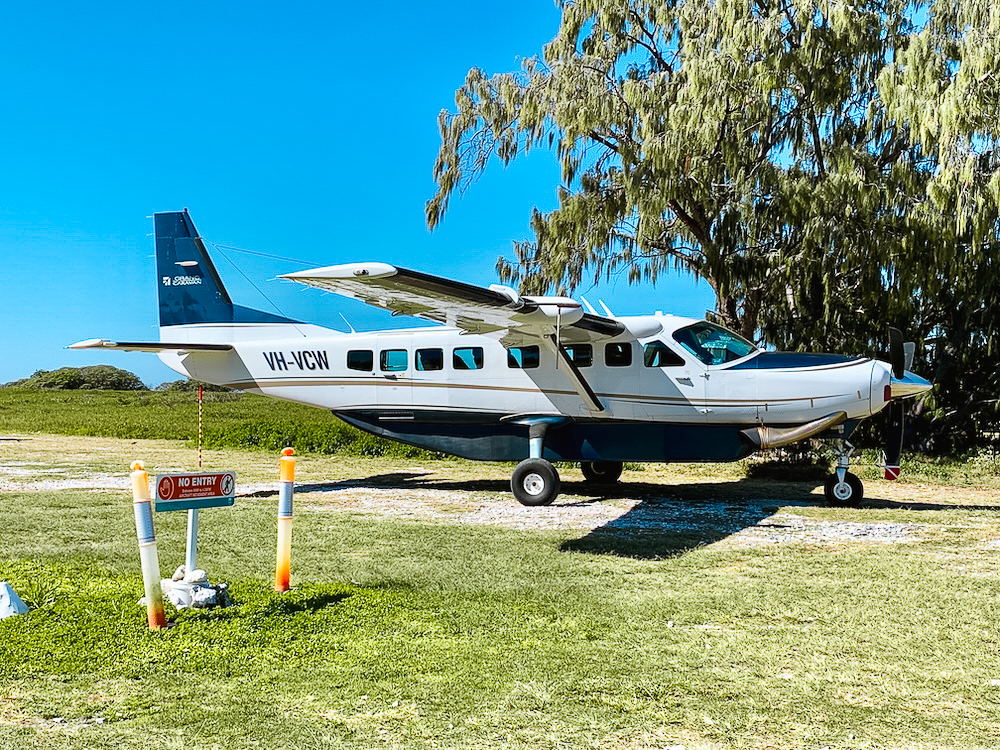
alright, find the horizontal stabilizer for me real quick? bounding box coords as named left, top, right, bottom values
left=68, top=338, right=233, bottom=352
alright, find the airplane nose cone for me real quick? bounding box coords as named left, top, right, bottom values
left=890, top=371, right=932, bottom=399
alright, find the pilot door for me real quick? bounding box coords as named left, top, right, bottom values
left=638, top=339, right=708, bottom=421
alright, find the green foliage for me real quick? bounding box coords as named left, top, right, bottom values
left=5, top=366, right=147, bottom=391
left=155, top=379, right=234, bottom=393
left=429, top=0, right=929, bottom=342
left=876, top=0, right=1000, bottom=454
left=428, top=0, right=998, bottom=455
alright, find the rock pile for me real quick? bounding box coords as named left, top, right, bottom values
left=150, top=566, right=232, bottom=610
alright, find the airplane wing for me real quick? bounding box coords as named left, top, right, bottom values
left=68, top=339, right=233, bottom=352
left=280, top=263, right=625, bottom=341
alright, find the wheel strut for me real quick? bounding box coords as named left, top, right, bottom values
left=824, top=427, right=863, bottom=507
left=505, top=416, right=567, bottom=506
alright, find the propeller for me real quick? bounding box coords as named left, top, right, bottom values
left=883, top=327, right=907, bottom=480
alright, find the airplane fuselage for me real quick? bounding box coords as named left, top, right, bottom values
left=157, top=315, right=890, bottom=464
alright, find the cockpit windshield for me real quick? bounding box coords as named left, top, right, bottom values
left=672, top=322, right=758, bottom=365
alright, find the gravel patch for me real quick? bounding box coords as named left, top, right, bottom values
left=0, top=458, right=936, bottom=546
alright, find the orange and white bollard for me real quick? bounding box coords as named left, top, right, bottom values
left=130, top=461, right=167, bottom=629
left=274, top=447, right=295, bottom=592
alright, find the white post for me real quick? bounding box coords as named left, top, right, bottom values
left=130, top=460, right=167, bottom=629
left=185, top=508, right=199, bottom=573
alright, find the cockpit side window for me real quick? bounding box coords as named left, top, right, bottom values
left=672, top=322, right=757, bottom=365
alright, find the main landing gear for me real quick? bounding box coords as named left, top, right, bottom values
left=510, top=458, right=626, bottom=506
left=824, top=429, right=863, bottom=507
left=580, top=460, right=624, bottom=484
left=507, top=417, right=624, bottom=506
left=511, top=458, right=561, bottom=506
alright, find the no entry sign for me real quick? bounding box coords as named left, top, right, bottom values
left=154, top=471, right=236, bottom=512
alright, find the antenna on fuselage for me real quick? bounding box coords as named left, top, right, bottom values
left=580, top=297, right=598, bottom=315
left=338, top=313, right=356, bottom=334
left=598, top=300, right=615, bottom=317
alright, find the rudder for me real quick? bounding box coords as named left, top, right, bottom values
left=155, top=210, right=297, bottom=328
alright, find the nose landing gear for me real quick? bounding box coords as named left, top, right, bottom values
left=824, top=430, right=863, bottom=507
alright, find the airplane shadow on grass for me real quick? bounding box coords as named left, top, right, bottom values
left=272, top=473, right=829, bottom=560
left=558, top=478, right=823, bottom=559
left=246, top=473, right=1000, bottom=560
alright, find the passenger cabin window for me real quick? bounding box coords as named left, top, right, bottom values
left=380, top=349, right=408, bottom=372
left=453, top=347, right=484, bottom=370
left=605, top=342, right=632, bottom=367
left=562, top=344, right=593, bottom=367
left=507, top=345, right=540, bottom=369
left=347, top=350, right=374, bottom=371
left=415, top=348, right=443, bottom=371
left=672, top=322, right=758, bottom=365
left=643, top=341, right=685, bottom=367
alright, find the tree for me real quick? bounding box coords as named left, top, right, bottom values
left=428, top=0, right=933, bottom=348
left=4, top=366, right=148, bottom=391
left=428, top=0, right=999, bottom=453
left=876, top=0, right=1000, bottom=454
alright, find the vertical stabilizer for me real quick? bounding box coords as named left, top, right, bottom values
left=155, top=210, right=297, bottom=328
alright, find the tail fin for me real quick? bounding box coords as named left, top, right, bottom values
left=155, top=210, right=297, bottom=328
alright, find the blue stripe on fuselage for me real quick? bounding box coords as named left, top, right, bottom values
left=724, top=352, right=864, bottom=370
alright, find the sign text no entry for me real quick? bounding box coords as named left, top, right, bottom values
left=154, top=471, right=236, bottom=512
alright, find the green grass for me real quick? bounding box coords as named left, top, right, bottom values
left=4, top=454, right=1000, bottom=749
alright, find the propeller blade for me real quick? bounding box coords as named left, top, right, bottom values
left=883, top=400, right=905, bottom=480
left=888, top=327, right=905, bottom=379
left=903, top=341, right=915, bottom=372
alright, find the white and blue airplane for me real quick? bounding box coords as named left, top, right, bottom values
left=73, top=210, right=931, bottom=507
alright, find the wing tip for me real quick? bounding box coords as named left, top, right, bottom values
left=67, top=338, right=111, bottom=350
left=281, top=262, right=398, bottom=281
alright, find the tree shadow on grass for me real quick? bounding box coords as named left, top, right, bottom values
left=860, top=496, right=1000, bottom=513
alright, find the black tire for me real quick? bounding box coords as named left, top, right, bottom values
left=511, top=458, right=560, bottom=506
left=580, top=460, right=624, bottom=484
left=824, top=472, right=864, bottom=507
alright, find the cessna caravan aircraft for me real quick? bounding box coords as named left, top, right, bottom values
left=73, top=210, right=931, bottom=507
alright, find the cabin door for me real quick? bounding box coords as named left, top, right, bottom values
left=376, top=347, right=413, bottom=413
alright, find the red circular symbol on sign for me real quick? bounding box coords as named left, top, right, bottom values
left=157, top=476, right=176, bottom=501
left=221, top=474, right=234, bottom=496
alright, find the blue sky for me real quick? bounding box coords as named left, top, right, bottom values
left=0, top=1, right=714, bottom=387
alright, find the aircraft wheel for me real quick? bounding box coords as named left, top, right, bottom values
left=580, top=460, right=624, bottom=484
left=824, top=472, right=864, bottom=507
left=511, top=459, right=560, bottom=506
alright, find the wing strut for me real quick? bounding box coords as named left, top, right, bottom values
left=545, top=335, right=605, bottom=414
